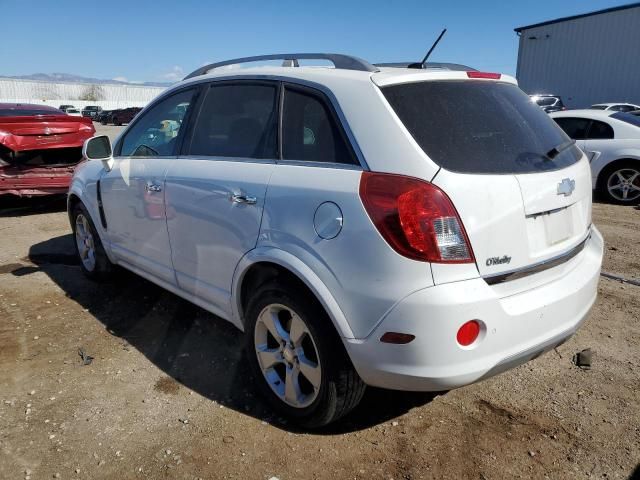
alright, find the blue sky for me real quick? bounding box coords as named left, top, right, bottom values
left=1, top=0, right=628, bottom=82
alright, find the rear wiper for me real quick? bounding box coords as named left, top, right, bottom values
left=546, top=139, right=576, bottom=160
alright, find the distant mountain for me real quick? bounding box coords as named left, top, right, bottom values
left=5, top=73, right=171, bottom=87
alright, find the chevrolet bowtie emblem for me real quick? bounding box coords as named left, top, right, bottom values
left=557, top=178, right=575, bottom=197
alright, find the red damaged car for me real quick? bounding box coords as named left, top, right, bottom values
left=0, top=103, right=95, bottom=196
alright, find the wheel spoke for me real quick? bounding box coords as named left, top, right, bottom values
left=289, top=313, right=307, bottom=347
left=609, top=182, right=624, bottom=190
left=284, top=366, right=302, bottom=405
left=629, top=172, right=639, bottom=183
left=298, top=354, right=321, bottom=389
left=256, top=344, right=282, bottom=369
left=259, top=309, right=289, bottom=343
left=616, top=171, right=626, bottom=183
left=623, top=188, right=629, bottom=199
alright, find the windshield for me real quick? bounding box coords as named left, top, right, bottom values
left=0, top=109, right=62, bottom=117
left=382, top=81, right=582, bottom=174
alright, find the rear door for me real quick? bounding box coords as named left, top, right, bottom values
left=382, top=80, right=592, bottom=284
left=164, top=81, right=278, bottom=312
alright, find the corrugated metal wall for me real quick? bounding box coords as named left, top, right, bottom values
left=516, top=6, right=640, bottom=108
left=0, top=78, right=166, bottom=110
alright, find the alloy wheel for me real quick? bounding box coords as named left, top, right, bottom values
left=75, top=214, right=96, bottom=272
left=607, top=168, right=640, bottom=202
left=254, top=304, right=322, bottom=408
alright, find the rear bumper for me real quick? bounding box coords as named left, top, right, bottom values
left=0, top=168, right=74, bottom=196
left=344, top=227, right=603, bottom=391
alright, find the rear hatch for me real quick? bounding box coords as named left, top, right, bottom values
left=379, top=76, right=592, bottom=284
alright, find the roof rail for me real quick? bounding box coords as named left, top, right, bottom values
left=375, top=62, right=476, bottom=72
left=184, top=53, right=378, bottom=80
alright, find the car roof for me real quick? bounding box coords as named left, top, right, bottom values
left=591, top=103, right=637, bottom=107
left=550, top=109, right=614, bottom=120
left=176, top=65, right=517, bottom=93
left=0, top=103, right=60, bottom=111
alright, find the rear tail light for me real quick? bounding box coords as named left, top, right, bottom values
left=466, top=71, right=501, bottom=80
left=359, top=172, right=474, bottom=263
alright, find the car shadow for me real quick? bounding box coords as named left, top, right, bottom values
left=0, top=194, right=67, bottom=217
left=17, top=233, right=438, bottom=433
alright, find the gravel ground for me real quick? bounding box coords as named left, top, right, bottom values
left=0, top=139, right=639, bottom=479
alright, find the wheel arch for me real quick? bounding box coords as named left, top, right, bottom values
left=232, top=249, right=355, bottom=339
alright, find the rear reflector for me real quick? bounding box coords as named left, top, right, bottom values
left=457, top=320, right=480, bottom=346
left=380, top=332, right=416, bottom=344
left=359, top=172, right=474, bottom=263
left=466, top=71, right=501, bottom=80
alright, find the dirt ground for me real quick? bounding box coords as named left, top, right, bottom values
left=0, top=136, right=639, bottom=479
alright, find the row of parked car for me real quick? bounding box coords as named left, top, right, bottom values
left=530, top=95, right=640, bottom=114
left=58, top=104, right=141, bottom=125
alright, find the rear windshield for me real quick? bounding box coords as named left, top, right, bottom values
left=0, top=109, right=61, bottom=117
left=382, top=81, right=582, bottom=174
left=610, top=111, right=640, bottom=128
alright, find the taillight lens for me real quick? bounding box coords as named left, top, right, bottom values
left=359, top=172, right=474, bottom=263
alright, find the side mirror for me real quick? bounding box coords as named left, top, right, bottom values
left=83, top=135, right=113, bottom=171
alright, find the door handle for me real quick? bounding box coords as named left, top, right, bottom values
left=145, top=182, right=162, bottom=193
left=231, top=193, right=257, bottom=205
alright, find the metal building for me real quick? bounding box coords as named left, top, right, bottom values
left=0, top=77, right=166, bottom=110
left=515, top=3, right=640, bottom=108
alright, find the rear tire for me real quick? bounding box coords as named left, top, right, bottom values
left=245, top=281, right=366, bottom=428
left=597, top=160, right=640, bottom=204
left=71, top=203, right=113, bottom=281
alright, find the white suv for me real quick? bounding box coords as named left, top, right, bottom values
left=70, top=53, right=604, bottom=427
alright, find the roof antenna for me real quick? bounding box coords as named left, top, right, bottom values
left=408, top=28, right=447, bottom=69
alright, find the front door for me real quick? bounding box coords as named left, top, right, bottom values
left=100, top=87, right=199, bottom=284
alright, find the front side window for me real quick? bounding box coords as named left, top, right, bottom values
left=586, top=120, right=614, bottom=140
left=188, top=83, right=278, bottom=159
left=119, top=89, right=195, bottom=157
left=553, top=117, right=590, bottom=140
left=282, top=87, right=357, bottom=165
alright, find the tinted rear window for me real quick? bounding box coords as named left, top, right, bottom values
left=610, top=111, right=640, bottom=128
left=382, top=81, right=581, bottom=174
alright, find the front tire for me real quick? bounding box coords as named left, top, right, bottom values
left=598, top=160, right=640, bottom=204
left=245, top=281, right=366, bottom=428
left=71, top=203, right=113, bottom=280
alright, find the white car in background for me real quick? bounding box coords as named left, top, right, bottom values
left=551, top=109, right=640, bottom=204
left=590, top=103, right=640, bottom=113
left=65, top=108, right=82, bottom=117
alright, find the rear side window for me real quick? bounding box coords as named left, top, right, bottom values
left=553, top=118, right=590, bottom=140
left=610, top=111, right=640, bottom=128
left=189, top=83, right=278, bottom=159
left=586, top=120, right=614, bottom=139
left=282, top=87, right=357, bottom=165
left=382, top=81, right=581, bottom=174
